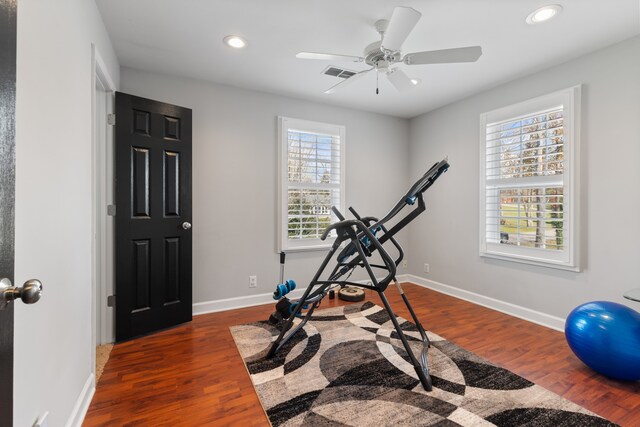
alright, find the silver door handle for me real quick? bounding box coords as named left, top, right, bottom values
left=0, top=278, right=43, bottom=309
left=182, top=221, right=192, bottom=230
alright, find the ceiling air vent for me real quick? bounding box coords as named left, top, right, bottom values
left=323, top=66, right=357, bottom=79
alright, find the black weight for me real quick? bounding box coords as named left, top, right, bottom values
left=269, top=312, right=282, bottom=324
left=275, top=298, right=292, bottom=319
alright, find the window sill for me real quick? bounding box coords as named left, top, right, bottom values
left=281, top=245, right=332, bottom=253
left=281, top=238, right=336, bottom=253
left=480, top=251, right=580, bottom=272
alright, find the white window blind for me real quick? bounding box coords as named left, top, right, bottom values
left=479, top=86, right=580, bottom=270
left=485, top=107, right=565, bottom=250
left=279, top=117, right=345, bottom=251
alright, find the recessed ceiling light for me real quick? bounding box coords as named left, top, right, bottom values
left=526, top=5, right=563, bottom=24
left=223, top=35, right=247, bottom=49
left=410, top=78, right=421, bottom=86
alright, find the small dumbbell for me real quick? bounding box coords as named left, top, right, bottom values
left=272, top=279, right=297, bottom=300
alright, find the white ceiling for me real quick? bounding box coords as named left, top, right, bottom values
left=97, top=0, right=640, bottom=118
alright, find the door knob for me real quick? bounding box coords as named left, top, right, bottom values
left=0, top=278, right=43, bottom=309
left=182, top=221, right=192, bottom=230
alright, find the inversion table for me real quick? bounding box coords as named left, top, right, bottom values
left=267, top=158, right=450, bottom=391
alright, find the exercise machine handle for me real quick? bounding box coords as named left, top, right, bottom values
left=348, top=206, right=361, bottom=220
left=320, top=219, right=361, bottom=241
left=280, top=251, right=286, bottom=264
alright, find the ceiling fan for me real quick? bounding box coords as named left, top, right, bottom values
left=296, top=6, right=482, bottom=94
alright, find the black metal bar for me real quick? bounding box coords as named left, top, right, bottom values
left=266, top=287, right=313, bottom=359
left=379, top=223, right=404, bottom=267
left=393, top=280, right=431, bottom=389
left=267, top=300, right=320, bottom=356
left=375, top=195, right=426, bottom=247
left=327, top=263, right=342, bottom=281
left=279, top=251, right=286, bottom=284
left=369, top=264, right=394, bottom=270
left=348, top=206, right=361, bottom=220
left=395, top=281, right=429, bottom=344
left=311, top=281, right=379, bottom=291
left=378, top=291, right=432, bottom=391
left=352, top=230, right=380, bottom=288
left=266, top=242, right=339, bottom=358
left=332, top=206, right=345, bottom=221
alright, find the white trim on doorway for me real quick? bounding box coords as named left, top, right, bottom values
left=91, top=44, right=116, bottom=394
left=65, top=374, right=95, bottom=427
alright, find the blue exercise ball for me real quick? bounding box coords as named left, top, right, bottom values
left=565, top=301, right=640, bottom=381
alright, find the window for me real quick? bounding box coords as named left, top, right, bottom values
left=278, top=117, right=345, bottom=251
left=479, top=86, right=580, bottom=270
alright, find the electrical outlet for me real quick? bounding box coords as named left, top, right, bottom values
left=424, top=263, right=429, bottom=273
left=249, top=276, right=257, bottom=288
left=402, top=260, right=408, bottom=268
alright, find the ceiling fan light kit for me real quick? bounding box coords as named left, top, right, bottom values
left=296, top=6, right=483, bottom=95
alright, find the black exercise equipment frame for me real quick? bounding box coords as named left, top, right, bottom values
left=266, top=158, right=450, bottom=392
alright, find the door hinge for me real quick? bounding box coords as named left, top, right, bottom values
left=107, top=113, right=116, bottom=126
left=107, top=204, right=116, bottom=216
left=107, top=295, right=116, bottom=307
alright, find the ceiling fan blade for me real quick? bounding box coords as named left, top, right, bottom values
left=382, top=7, right=422, bottom=52
left=386, top=68, right=414, bottom=92
left=324, top=69, right=371, bottom=94
left=296, top=52, right=364, bottom=62
left=404, top=46, right=482, bottom=65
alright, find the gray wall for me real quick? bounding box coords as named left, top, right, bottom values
left=15, top=0, right=119, bottom=425
left=121, top=68, right=411, bottom=303
left=407, top=35, right=640, bottom=319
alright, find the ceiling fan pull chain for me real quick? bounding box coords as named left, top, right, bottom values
left=376, top=71, right=379, bottom=95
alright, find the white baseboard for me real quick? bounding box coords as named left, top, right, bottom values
left=396, top=273, right=411, bottom=283
left=193, top=274, right=565, bottom=332
left=403, top=274, right=565, bottom=332
left=193, top=288, right=308, bottom=316
left=65, top=373, right=95, bottom=427
left=192, top=278, right=385, bottom=316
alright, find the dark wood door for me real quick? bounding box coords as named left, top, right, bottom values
left=0, top=0, right=16, bottom=424
left=115, top=92, right=192, bottom=342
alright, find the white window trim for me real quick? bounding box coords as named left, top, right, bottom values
left=479, top=85, right=581, bottom=271
left=278, top=116, right=346, bottom=252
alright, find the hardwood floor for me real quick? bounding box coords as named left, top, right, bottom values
left=84, top=284, right=640, bottom=426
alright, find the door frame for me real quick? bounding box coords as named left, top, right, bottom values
left=0, top=0, right=17, bottom=423
left=91, top=44, right=116, bottom=372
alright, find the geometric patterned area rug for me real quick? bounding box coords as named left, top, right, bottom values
left=230, top=301, right=618, bottom=427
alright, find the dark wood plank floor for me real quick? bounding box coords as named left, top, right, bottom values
left=84, top=284, right=640, bottom=426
